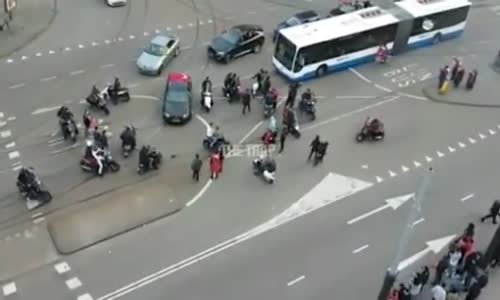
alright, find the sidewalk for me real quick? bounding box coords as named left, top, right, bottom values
left=422, top=60, right=500, bottom=108
left=0, top=0, right=56, bottom=58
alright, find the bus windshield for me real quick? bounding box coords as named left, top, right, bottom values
left=274, top=34, right=296, bottom=71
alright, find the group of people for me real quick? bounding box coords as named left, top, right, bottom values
left=438, top=58, right=478, bottom=94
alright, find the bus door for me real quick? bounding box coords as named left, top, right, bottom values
left=392, top=19, right=413, bottom=55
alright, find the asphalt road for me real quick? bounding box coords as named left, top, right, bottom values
left=2, top=0, right=500, bottom=299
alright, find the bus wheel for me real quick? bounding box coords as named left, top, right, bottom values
left=316, top=65, right=327, bottom=77
left=432, top=33, right=442, bottom=44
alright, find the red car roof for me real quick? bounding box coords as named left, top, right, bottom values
left=167, top=72, right=191, bottom=82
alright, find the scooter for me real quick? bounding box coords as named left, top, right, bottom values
left=201, top=91, right=213, bottom=113
left=299, top=99, right=316, bottom=121
left=80, top=151, right=120, bottom=175
left=356, top=118, right=385, bottom=142
left=252, top=158, right=276, bottom=184
left=86, top=93, right=110, bottom=115
left=17, top=177, right=53, bottom=210
left=138, top=151, right=162, bottom=175
left=107, top=85, right=131, bottom=104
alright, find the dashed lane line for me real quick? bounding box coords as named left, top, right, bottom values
left=40, top=76, right=57, bottom=82
left=352, top=244, right=370, bottom=254
left=460, top=194, right=474, bottom=202
left=8, top=83, right=25, bottom=89
left=287, top=275, right=306, bottom=287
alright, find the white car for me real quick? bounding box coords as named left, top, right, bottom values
left=106, top=0, right=127, bottom=7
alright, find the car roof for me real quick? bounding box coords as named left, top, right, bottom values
left=167, top=72, right=191, bottom=82
left=294, top=10, right=320, bottom=20
left=151, top=35, right=173, bottom=45
left=231, top=24, right=263, bottom=32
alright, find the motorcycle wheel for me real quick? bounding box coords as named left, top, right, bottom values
left=356, top=133, right=365, bottom=143
left=109, top=161, right=121, bottom=172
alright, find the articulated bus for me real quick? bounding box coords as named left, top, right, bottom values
left=272, top=0, right=471, bottom=81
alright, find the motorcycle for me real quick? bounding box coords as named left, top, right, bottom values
left=299, top=99, right=316, bottom=121
left=80, top=150, right=120, bottom=175
left=86, top=93, right=110, bottom=115
left=201, top=91, right=213, bottom=113
left=203, top=135, right=229, bottom=152
left=356, top=118, right=385, bottom=142
left=252, top=158, right=276, bottom=184
left=17, top=176, right=52, bottom=209
left=223, top=85, right=240, bottom=103
left=287, top=110, right=301, bottom=139
left=138, top=151, right=163, bottom=175
left=60, top=118, right=79, bottom=142
left=107, top=85, right=131, bottom=104
left=121, top=126, right=136, bottom=158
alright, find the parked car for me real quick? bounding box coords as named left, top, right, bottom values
left=207, top=24, right=265, bottom=63
left=273, top=10, right=321, bottom=41
left=162, top=72, right=192, bottom=124
left=137, top=35, right=180, bottom=75
left=106, top=0, right=127, bottom=7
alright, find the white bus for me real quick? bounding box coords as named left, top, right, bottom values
left=272, top=0, right=471, bottom=81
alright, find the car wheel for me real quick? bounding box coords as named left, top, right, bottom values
left=253, top=43, right=262, bottom=53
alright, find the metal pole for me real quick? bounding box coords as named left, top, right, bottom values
left=377, top=167, right=434, bottom=300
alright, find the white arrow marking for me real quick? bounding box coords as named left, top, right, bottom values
left=21, top=56, right=28, bottom=60
left=425, top=156, right=433, bottom=162
left=448, top=146, right=455, bottom=153
left=469, top=137, right=476, bottom=144
left=347, top=193, right=415, bottom=225
left=397, top=234, right=456, bottom=271
left=489, top=129, right=496, bottom=135
left=78, top=44, right=84, bottom=49
left=401, top=165, right=410, bottom=172
left=458, top=142, right=466, bottom=148
left=389, top=170, right=397, bottom=177
left=437, top=151, right=444, bottom=157
left=376, top=176, right=384, bottom=183
left=48, top=50, right=55, bottom=54
left=414, top=161, right=421, bottom=167
left=479, top=133, right=486, bottom=139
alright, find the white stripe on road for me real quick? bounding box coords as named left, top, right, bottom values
left=352, top=244, right=370, bottom=254
left=5, top=142, right=16, bottom=148
left=8, top=151, right=20, bottom=159
left=40, top=76, right=57, bottom=82
left=8, top=83, right=25, bottom=89
left=12, top=165, right=23, bottom=171
left=461, top=194, right=474, bottom=202
left=398, top=92, right=428, bottom=101
left=186, top=179, right=213, bottom=207
left=287, top=275, right=305, bottom=287
left=348, top=68, right=372, bottom=83
left=0, top=121, right=6, bottom=128
left=70, top=70, right=85, bottom=76
left=1, top=130, right=12, bottom=138
left=412, top=218, right=425, bottom=227
left=78, top=294, right=94, bottom=300
left=2, top=282, right=16, bottom=296
left=100, top=64, right=115, bottom=69
left=336, top=96, right=376, bottom=99
left=33, top=217, right=45, bottom=224
left=7, top=116, right=16, bottom=121
left=32, top=106, right=61, bottom=115
left=66, top=277, right=82, bottom=290
left=375, top=84, right=392, bottom=93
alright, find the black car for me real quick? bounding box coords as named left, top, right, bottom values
left=162, top=72, right=192, bottom=124
left=273, top=10, right=321, bottom=41
left=208, top=25, right=265, bottom=63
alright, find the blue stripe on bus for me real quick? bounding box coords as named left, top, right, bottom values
left=275, top=29, right=464, bottom=82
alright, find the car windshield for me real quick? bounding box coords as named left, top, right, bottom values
left=166, top=82, right=188, bottom=102
left=144, top=43, right=166, bottom=56
left=285, top=17, right=300, bottom=26
left=274, top=34, right=296, bottom=70
left=213, top=30, right=240, bottom=48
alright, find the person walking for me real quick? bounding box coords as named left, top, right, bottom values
left=453, top=65, right=465, bottom=87
left=451, top=57, right=460, bottom=81
left=481, top=200, right=500, bottom=224
left=191, top=154, right=202, bottom=182
left=241, top=88, right=251, bottom=115
left=286, top=83, right=300, bottom=107
left=308, top=135, right=321, bottom=160
left=278, top=128, right=287, bottom=153
left=466, top=69, right=478, bottom=90
left=209, top=151, right=221, bottom=179
left=218, top=146, right=225, bottom=172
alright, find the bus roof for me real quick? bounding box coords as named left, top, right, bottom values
left=395, top=0, right=471, bottom=18
left=280, top=6, right=400, bottom=48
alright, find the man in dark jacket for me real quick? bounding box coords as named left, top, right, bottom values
left=481, top=200, right=500, bottom=224
left=241, top=88, right=251, bottom=115
left=308, top=135, right=321, bottom=160
left=191, top=153, right=203, bottom=182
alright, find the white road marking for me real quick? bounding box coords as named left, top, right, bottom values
left=186, top=179, right=213, bottom=207
left=389, top=170, right=397, bottom=177
left=131, top=95, right=159, bottom=101
left=78, top=44, right=85, bottom=49
left=35, top=52, right=42, bottom=57
left=8, top=151, right=20, bottom=159
left=117, top=37, right=124, bottom=42
left=6, top=58, right=14, bottom=63
left=32, top=106, right=60, bottom=115
left=181, top=46, right=191, bottom=50
left=40, top=76, right=57, bottom=82
left=105, top=40, right=111, bottom=44
left=361, top=164, right=368, bottom=169
left=70, top=70, right=85, bottom=76
left=166, top=27, right=172, bottom=31
left=287, top=275, right=305, bottom=286
left=458, top=142, right=466, bottom=148
left=401, top=165, right=409, bottom=172
left=91, top=42, right=99, bottom=46
left=374, top=84, right=392, bottom=93
left=78, top=294, right=94, bottom=300
left=461, top=194, right=474, bottom=202
left=0, top=121, right=6, bottom=128
left=11, top=161, right=21, bottom=166
left=479, top=133, right=486, bottom=139
left=188, top=23, right=194, bottom=27
left=33, top=217, right=45, bottom=224
left=425, top=156, right=433, bottom=162
left=1, top=130, right=12, bottom=138
left=412, top=218, right=425, bottom=227
left=352, top=244, right=370, bottom=254
left=5, top=142, right=16, bottom=148
left=414, top=161, right=421, bottom=167
left=31, top=212, right=43, bottom=218
left=304, top=96, right=400, bottom=131
left=177, top=25, right=183, bottom=29
left=64, top=47, right=71, bottom=51
left=12, top=165, right=23, bottom=171
left=348, top=68, right=372, bottom=83
left=49, top=50, right=55, bottom=54
left=49, top=140, right=64, bottom=147
left=155, top=29, right=160, bottom=33
left=0, top=112, right=3, bottom=118
left=7, top=116, right=15, bottom=121
left=54, top=262, right=71, bottom=274
left=129, top=35, right=135, bottom=40
left=21, top=56, right=28, bottom=60
left=66, top=277, right=82, bottom=290
left=2, top=282, right=16, bottom=296
left=437, top=151, right=444, bottom=157
left=239, top=121, right=263, bottom=144
left=489, top=129, right=496, bottom=135
left=336, top=95, right=376, bottom=99
left=207, top=19, right=213, bottom=23
left=468, top=137, right=476, bottom=144
left=376, top=176, right=383, bottom=183
left=398, top=92, right=428, bottom=101
left=420, top=73, right=432, bottom=81
left=128, top=83, right=140, bottom=88
left=448, top=146, right=455, bottom=152
left=8, top=83, right=25, bottom=89
left=143, top=32, right=149, bottom=36
left=100, top=64, right=114, bottom=69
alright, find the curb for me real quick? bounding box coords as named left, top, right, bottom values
left=421, top=88, right=500, bottom=108
left=0, top=0, right=58, bottom=60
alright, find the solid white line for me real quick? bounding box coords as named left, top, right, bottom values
left=2, top=282, right=16, bottom=296
left=195, top=114, right=211, bottom=130
left=348, top=68, right=372, bottom=83
left=412, top=218, right=425, bottom=227
left=352, top=244, right=370, bottom=254
left=8, top=151, right=20, bottom=159
left=1, top=130, right=12, bottom=138
left=12, top=165, right=23, bottom=171
left=239, top=121, right=262, bottom=144
left=8, top=83, right=25, bottom=89
left=32, top=106, right=61, bottom=115
left=31, top=212, right=43, bottom=218
left=40, top=76, right=57, bottom=82
left=100, top=64, right=115, bottom=69
left=303, top=96, right=400, bottom=131
left=287, top=275, right=305, bottom=287
left=186, top=180, right=213, bottom=207
left=336, top=96, right=376, bottom=99
left=70, top=70, right=85, bottom=76
left=33, top=217, right=45, bottom=224
left=398, top=92, right=428, bottom=101
left=131, top=94, right=159, bottom=101
left=461, top=194, right=474, bottom=202
left=375, top=84, right=392, bottom=93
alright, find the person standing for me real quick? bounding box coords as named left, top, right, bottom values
left=481, top=200, right=500, bottom=224
left=286, top=83, right=300, bottom=107
left=451, top=57, right=460, bottom=81
left=438, top=66, right=448, bottom=89
left=278, top=128, right=287, bottom=153
left=453, top=65, right=465, bottom=87
left=466, top=69, right=478, bottom=90
left=218, top=146, right=225, bottom=172
left=191, top=154, right=202, bottom=182
left=308, top=135, right=321, bottom=160
left=241, top=88, right=251, bottom=115
left=209, top=151, right=221, bottom=179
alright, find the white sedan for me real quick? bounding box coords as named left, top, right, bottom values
left=106, top=0, right=127, bottom=7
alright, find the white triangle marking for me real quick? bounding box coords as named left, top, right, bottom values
left=48, top=50, right=55, bottom=54
left=448, top=146, right=455, bottom=152
left=376, top=176, right=384, bottom=183
left=468, top=137, right=476, bottom=144
left=437, top=151, right=445, bottom=157
left=489, top=129, right=496, bottom=135
left=389, top=170, right=397, bottom=177
left=425, top=156, right=433, bottom=162
left=402, top=165, right=410, bottom=172
left=479, top=133, right=486, bottom=139
left=78, top=44, right=84, bottom=48
left=414, top=161, right=421, bottom=167
left=458, top=142, right=466, bottom=148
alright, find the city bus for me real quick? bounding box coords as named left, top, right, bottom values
left=272, top=0, right=471, bottom=81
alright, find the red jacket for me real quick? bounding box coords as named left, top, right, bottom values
left=210, top=153, right=221, bottom=173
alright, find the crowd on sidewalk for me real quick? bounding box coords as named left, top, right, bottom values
left=437, top=57, right=478, bottom=95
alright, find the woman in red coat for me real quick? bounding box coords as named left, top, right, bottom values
left=210, top=152, right=221, bottom=179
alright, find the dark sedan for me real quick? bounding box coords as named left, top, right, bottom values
left=208, top=25, right=265, bottom=63
left=273, top=10, right=321, bottom=41
left=162, top=72, right=192, bottom=124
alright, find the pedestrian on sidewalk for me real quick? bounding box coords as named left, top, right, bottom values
left=308, top=135, right=321, bottom=160
left=453, top=65, right=465, bottom=87
left=439, top=65, right=451, bottom=94
left=241, top=88, right=251, bottom=115
left=191, top=154, right=202, bottom=182
left=209, top=151, right=221, bottom=179
left=438, top=65, right=450, bottom=89
left=466, top=69, right=478, bottom=90
left=480, top=200, right=500, bottom=224
left=278, top=127, right=287, bottom=153
left=451, top=57, right=461, bottom=81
